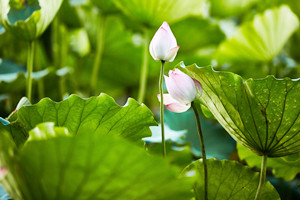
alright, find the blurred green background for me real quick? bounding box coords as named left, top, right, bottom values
left=1, top=0, right=300, bottom=199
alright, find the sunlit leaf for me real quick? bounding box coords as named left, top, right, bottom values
left=215, top=5, right=299, bottom=62
left=179, top=63, right=300, bottom=157
left=27, top=122, right=71, bottom=141
left=1, top=94, right=157, bottom=146
left=0, top=0, right=64, bottom=40
left=237, top=143, right=300, bottom=181
left=113, top=0, right=208, bottom=27
left=210, top=0, right=258, bottom=17
left=181, top=158, right=280, bottom=200
left=0, top=125, right=192, bottom=200
left=69, top=28, right=90, bottom=57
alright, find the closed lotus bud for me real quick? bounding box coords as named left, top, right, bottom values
left=158, top=68, right=201, bottom=113
left=149, top=21, right=179, bottom=62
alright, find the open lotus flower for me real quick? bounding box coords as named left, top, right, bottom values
left=0, top=0, right=63, bottom=41
left=158, top=68, right=201, bottom=113
left=149, top=21, right=179, bottom=62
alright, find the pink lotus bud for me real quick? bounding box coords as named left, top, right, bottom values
left=149, top=22, right=179, bottom=62
left=0, top=167, right=7, bottom=179
left=157, top=69, right=202, bottom=113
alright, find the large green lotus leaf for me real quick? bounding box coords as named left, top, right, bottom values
left=0, top=0, right=63, bottom=40
left=1, top=94, right=157, bottom=146
left=171, top=17, right=225, bottom=53
left=210, top=0, right=258, bottom=17
left=237, top=143, right=300, bottom=181
left=113, top=0, right=208, bottom=27
left=0, top=124, right=192, bottom=200
left=179, top=63, right=300, bottom=157
left=181, top=159, right=280, bottom=200
left=215, top=5, right=299, bottom=62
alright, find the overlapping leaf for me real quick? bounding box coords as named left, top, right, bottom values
left=237, top=143, right=300, bottom=181
left=0, top=124, right=192, bottom=200
left=181, top=159, right=280, bottom=200
left=215, top=5, right=299, bottom=62
left=179, top=63, right=300, bottom=157
left=0, top=0, right=63, bottom=40
left=1, top=94, right=157, bottom=146
left=113, top=0, right=208, bottom=27
left=210, top=0, right=258, bottom=17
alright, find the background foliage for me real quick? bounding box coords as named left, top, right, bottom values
left=0, top=0, right=300, bottom=199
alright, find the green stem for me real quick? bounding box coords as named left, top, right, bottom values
left=192, top=102, right=208, bottom=200
left=59, top=25, right=68, bottom=99
left=137, top=28, right=150, bottom=103
left=52, top=18, right=68, bottom=99
left=35, top=42, right=45, bottom=99
left=90, top=14, right=106, bottom=95
left=26, top=40, right=35, bottom=102
left=159, top=61, right=166, bottom=158
left=254, top=155, right=268, bottom=200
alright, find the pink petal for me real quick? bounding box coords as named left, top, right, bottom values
left=0, top=167, right=7, bottom=179
left=157, top=93, right=179, bottom=105
left=193, top=79, right=202, bottom=95
left=161, top=22, right=177, bottom=49
left=157, top=94, right=190, bottom=113
left=165, top=46, right=180, bottom=62
left=165, top=69, right=197, bottom=104
left=166, top=102, right=191, bottom=113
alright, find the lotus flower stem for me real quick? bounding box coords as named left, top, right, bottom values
left=27, top=40, right=35, bottom=102
left=192, top=102, right=207, bottom=200
left=254, top=155, right=268, bottom=200
left=138, top=28, right=150, bottom=103
left=159, top=61, right=166, bottom=157
left=91, top=14, right=106, bottom=95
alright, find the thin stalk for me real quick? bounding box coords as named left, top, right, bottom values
left=191, top=102, right=208, bottom=200
left=59, top=24, right=68, bottom=99
left=35, top=42, right=45, bottom=99
left=137, top=28, right=150, bottom=103
left=254, top=155, right=268, bottom=200
left=159, top=61, right=166, bottom=157
left=26, top=40, right=35, bottom=102
left=52, top=18, right=68, bottom=99
left=90, top=13, right=106, bottom=95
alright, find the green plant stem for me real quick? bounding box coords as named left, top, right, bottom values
left=91, top=14, right=106, bottom=95
left=254, top=155, right=268, bottom=200
left=191, top=102, right=208, bottom=200
left=137, top=28, right=150, bottom=103
left=27, top=40, right=35, bottom=102
left=53, top=18, right=68, bottom=99
left=35, top=42, right=45, bottom=99
left=159, top=61, right=166, bottom=158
